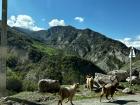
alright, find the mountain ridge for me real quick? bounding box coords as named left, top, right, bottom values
left=19, top=25, right=140, bottom=72
left=5, top=25, right=140, bottom=72
left=1, top=24, right=140, bottom=93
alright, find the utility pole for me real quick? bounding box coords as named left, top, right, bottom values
left=129, top=46, right=136, bottom=88
left=0, top=0, right=7, bottom=96
left=129, top=47, right=132, bottom=88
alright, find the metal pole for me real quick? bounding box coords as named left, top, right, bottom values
left=0, top=0, right=7, bottom=96
left=129, top=47, right=132, bottom=88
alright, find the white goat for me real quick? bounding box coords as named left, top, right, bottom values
left=86, top=75, right=94, bottom=91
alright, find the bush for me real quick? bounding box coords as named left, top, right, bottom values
left=6, top=70, right=23, bottom=92
left=7, top=55, right=18, bottom=68
left=22, top=80, right=38, bottom=91
left=7, top=77, right=23, bottom=92
left=28, top=47, right=44, bottom=63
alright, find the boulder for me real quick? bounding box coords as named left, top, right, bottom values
left=122, top=88, right=133, bottom=94
left=94, top=73, right=118, bottom=87
left=108, top=70, right=128, bottom=82
left=126, top=76, right=140, bottom=84
left=38, top=79, right=60, bottom=93
left=126, top=76, right=137, bottom=82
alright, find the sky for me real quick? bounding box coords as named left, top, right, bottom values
left=0, top=0, right=140, bottom=48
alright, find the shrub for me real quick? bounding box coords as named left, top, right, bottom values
left=22, top=80, right=38, bottom=91
left=6, top=70, right=23, bottom=92
left=28, top=47, right=44, bottom=63
left=7, top=77, right=23, bottom=92
left=7, top=55, right=18, bottom=68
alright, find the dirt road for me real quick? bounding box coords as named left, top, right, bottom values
left=50, top=93, right=140, bottom=105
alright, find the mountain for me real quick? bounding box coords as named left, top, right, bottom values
left=1, top=23, right=140, bottom=93
left=121, top=59, right=140, bottom=72
left=137, top=47, right=140, bottom=50
left=13, top=27, right=33, bottom=35
left=0, top=25, right=106, bottom=93
left=21, top=26, right=140, bottom=72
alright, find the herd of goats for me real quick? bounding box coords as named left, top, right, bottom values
left=38, top=73, right=120, bottom=105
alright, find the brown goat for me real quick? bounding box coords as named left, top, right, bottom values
left=58, top=83, right=79, bottom=105
left=100, top=76, right=119, bottom=102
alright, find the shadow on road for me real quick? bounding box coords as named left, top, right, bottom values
left=105, top=99, right=138, bottom=105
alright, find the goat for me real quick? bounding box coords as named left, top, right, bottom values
left=100, top=75, right=119, bottom=102
left=58, top=83, right=79, bottom=105
left=86, top=75, right=94, bottom=91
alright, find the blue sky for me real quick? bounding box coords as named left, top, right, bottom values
left=1, top=0, right=140, bottom=47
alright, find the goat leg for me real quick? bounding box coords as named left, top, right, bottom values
left=65, top=98, right=69, bottom=103
left=100, top=93, right=104, bottom=102
left=58, top=97, right=64, bottom=105
left=70, top=101, right=74, bottom=105
left=110, top=93, right=115, bottom=100
left=58, top=100, right=62, bottom=105
left=70, top=97, right=74, bottom=105
left=106, top=94, right=111, bottom=100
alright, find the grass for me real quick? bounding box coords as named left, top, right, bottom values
left=32, top=40, right=78, bottom=57
left=120, top=82, right=140, bottom=93
left=32, top=41, right=59, bottom=55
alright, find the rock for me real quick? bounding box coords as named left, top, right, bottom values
left=108, top=70, right=128, bottom=82
left=38, top=79, right=60, bottom=93
left=94, top=73, right=118, bottom=87
left=6, top=100, right=13, bottom=105
left=122, top=88, right=133, bottom=94
left=126, top=76, right=140, bottom=84
left=126, top=76, right=137, bottom=82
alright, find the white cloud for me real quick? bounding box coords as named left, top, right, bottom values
left=7, top=15, right=44, bottom=31
left=48, top=19, right=65, bottom=27
left=124, top=38, right=132, bottom=41
left=74, top=17, right=84, bottom=23
left=118, top=36, right=140, bottom=49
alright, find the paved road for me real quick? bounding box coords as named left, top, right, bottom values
left=50, top=93, right=140, bottom=105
